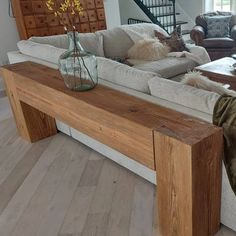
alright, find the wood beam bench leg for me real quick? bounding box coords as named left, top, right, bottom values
left=3, top=71, right=57, bottom=142
left=154, top=130, right=223, bottom=236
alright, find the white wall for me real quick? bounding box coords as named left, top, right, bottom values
left=104, top=0, right=122, bottom=29
left=177, top=0, right=205, bottom=24
left=118, top=0, right=150, bottom=25
left=0, top=0, right=20, bottom=90
left=117, top=0, right=205, bottom=29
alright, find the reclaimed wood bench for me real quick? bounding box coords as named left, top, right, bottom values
left=1, top=62, right=223, bottom=236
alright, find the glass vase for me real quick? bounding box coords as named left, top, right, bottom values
left=58, top=31, right=98, bottom=91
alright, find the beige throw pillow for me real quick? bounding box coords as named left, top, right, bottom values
left=127, top=39, right=170, bottom=61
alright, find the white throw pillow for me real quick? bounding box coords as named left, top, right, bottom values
left=30, top=33, right=104, bottom=57
left=128, top=39, right=170, bottom=61
left=17, top=40, right=66, bottom=64
left=97, top=57, right=157, bottom=94
left=148, top=76, right=220, bottom=114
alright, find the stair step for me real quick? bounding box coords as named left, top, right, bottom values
left=181, top=29, right=191, bottom=35
left=163, top=20, right=188, bottom=27
left=154, top=12, right=180, bottom=17
left=147, top=3, right=172, bottom=8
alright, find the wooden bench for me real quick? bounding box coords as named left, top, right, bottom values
left=1, top=62, right=223, bottom=236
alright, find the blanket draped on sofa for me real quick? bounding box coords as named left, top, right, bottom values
left=213, top=95, right=236, bottom=195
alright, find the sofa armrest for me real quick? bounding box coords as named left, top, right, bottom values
left=231, top=25, right=236, bottom=41
left=190, top=26, right=206, bottom=46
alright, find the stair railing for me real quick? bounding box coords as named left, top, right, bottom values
left=131, top=0, right=178, bottom=34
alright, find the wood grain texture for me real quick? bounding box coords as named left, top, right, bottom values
left=2, top=69, right=57, bottom=142
left=154, top=128, right=223, bottom=236
left=12, top=0, right=28, bottom=39
left=1, top=62, right=222, bottom=170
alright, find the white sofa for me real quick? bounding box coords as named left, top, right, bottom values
left=8, top=23, right=236, bottom=232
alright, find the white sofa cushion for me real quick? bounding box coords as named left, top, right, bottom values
left=97, top=23, right=169, bottom=60
left=30, top=34, right=68, bottom=49
left=17, top=40, right=66, bottom=64
left=97, top=57, right=157, bottom=94
left=148, top=76, right=220, bottom=114
left=30, top=33, right=104, bottom=57
left=96, top=27, right=134, bottom=59
left=133, top=57, right=198, bottom=79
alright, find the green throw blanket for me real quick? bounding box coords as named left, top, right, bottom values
left=213, top=94, right=236, bottom=195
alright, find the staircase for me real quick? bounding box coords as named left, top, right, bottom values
left=129, top=0, right=189, bottom=34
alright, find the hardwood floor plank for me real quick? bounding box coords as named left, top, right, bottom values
left=106, top=168, right=136, bottom=236
left=10, top=136, right=75, bottom=236
left=0, top=138, right=51, bottom=214
left=0, top=118, right=18, bottom=148
left=59, top=186, right=96, bottom=235
left=0, top=138, right=31, bottom=186
left=88, top=150, right=105, bottom=161
left=129, top=178, right=155, bottom=236
left=78, top=160, right=104, bottom=187
left=81, top=213, right=109, bottom=236
left=88, top=159, right=121, bottom=214
left=35, top=141, right=89, bottom=236
left=58, top=234, right=81, bottom=236
left=0, top=90, right=6, bottom=98
left=0, top=96, right=12, bottom=122
left=0, top=134, right=69, bottom=236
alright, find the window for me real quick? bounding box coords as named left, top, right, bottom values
left=214, top=0, right=232, bottom=11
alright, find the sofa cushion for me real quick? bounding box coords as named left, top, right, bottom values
left=133, top=57, right=197, bottom=79
left=30, top=33, right=104, bottom=57
left=121, top=23, right=169, bottom=39
left=196, top=12, right=236, bottom=30
left=17, top=40, right=66, bottom=64
left=97, top=57, right=157, bottom=93
left=96, top=23, right=169, bottom=59
left=203, top=37, right=234, bottom=48
left=148, top=76, right=220, bottom=114
left=206, top=15, right=231, bottom=38
left=30, top=34, right=68, bottom=48
left=96, top=28, right=133, bottom=59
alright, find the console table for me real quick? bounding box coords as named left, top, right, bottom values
left=1, top=62, right=223, bottom=236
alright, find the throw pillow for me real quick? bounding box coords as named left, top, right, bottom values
left=154, top=26, right=189, bottom=52
left=205, top=15, right=231, bottom=38
left=127, top=39, right=170, bottom=61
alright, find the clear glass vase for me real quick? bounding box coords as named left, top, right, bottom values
left=58, top=31, right=98, bottom=91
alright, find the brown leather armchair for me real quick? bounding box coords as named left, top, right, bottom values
left=190, top=11, right=236, bottom=60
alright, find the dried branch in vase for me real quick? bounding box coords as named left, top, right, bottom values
left=45, top=0, right=83, bottom=31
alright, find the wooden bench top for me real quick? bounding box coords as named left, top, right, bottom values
left=2, top=61, right=220, bottom=146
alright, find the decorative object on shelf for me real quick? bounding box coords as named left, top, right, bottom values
left=59, top=31, right=98, bottom=91
left=46, top=0, right=98, bottom=91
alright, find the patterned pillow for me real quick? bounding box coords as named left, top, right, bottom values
left=205, top=15, right=231, bottom=38
left=154, top=26, right=189, bottom=52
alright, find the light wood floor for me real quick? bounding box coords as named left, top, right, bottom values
left=0, top=96, right=235, bottom=236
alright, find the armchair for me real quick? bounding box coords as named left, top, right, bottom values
left=190, top=11, right=236, bottom=60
